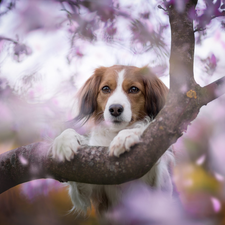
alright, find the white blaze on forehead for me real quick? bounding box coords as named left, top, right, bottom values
left=117, top=69, right=124, bottom=90
left=103, top=69, right=132, bottom=124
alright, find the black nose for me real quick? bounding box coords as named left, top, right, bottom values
left=109, top=104, right=124, bottom=117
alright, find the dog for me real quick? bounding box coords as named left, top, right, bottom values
left=50, top=65, right=174, bottom=216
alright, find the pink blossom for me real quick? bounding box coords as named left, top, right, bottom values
left=211, top=197, right=221, bottom=213
left=21, top=179, right=63, bottom=200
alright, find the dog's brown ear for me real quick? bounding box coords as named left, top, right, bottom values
left=75, top=67, right=106, bottom=122
left=141, top=67, right=168, bottom=118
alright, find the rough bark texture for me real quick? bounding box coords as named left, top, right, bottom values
left=169, top=1, right=196, bottom=90
left=0, top=0, right=225, bottom=194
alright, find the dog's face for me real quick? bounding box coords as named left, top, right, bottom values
left=76, top=65, right=168, bottom=130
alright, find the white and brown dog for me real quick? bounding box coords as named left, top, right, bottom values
left=51, top=65, right=174, bottom=215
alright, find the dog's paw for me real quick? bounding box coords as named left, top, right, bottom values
left=50, top=129, right=83, bottom=161
left=109, top=129, right=140, bottom=157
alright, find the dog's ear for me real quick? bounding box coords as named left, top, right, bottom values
left=141, top=67, right=168, bottom=118
left=75, top=67, right=106, bottom=122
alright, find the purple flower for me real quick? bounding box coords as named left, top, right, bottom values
left=21, top=179, right=63, bottom=201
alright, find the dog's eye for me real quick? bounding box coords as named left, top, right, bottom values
left=129, top=86, right=139, bottom=93
left=102, top=86, right=111, bottom=93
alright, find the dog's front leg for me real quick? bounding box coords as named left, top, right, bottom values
left=50, top=129, right=92, bottom=213
left=108, top=128, right=142, bottom=157
left=49, top=128, right=87, bottom=161
left=109, top=119, right=150, bottom=157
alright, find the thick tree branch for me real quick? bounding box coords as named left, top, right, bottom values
left=168, top=1, right=197, bottom=90
left=1, top=0, right=225, bottom=194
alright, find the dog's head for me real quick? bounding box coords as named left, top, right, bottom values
left=75, top=65, right=168, bottom=130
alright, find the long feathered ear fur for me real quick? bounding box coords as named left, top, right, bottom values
left=141, top=67, right=168, bottom=118
left=75, top=67, right=106, bottom=123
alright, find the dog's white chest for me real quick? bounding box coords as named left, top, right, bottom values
left=89, top=127, right=118, bottom=147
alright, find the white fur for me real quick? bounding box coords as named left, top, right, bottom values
left=103, top=70, right=132, bottom=131
left=50, top=69, right=174, bottom=214
left=50, top=129, right=87, bottom=161
left=108, top=119, right=149, bottom=157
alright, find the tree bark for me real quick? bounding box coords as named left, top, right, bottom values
left=0, top=0, right=225, bottom=194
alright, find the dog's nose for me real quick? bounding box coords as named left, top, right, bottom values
left=109, top=104, right=124, bottom=117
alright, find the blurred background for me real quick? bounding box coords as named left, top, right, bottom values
left=0, top=0, right=225, bottom=224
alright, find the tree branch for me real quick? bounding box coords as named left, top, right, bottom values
left=168, top=1, right=197, bottom=90
left=200, top=76, right=225, bottom=105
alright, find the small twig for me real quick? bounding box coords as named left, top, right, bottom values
left=211, top=11, right=225, bottom=19
left=194, top=27, right=206, bottom=33
left=0, top=35, right=18, bottom=44
left=157, top=5, right=168, bottom=12
left=0, top=1, right=15, bottom=17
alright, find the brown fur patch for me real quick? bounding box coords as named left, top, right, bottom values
left=123, top=65, right=168, bottom=121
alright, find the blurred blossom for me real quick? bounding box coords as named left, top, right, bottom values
left=140, top=11, right=150, bottom=19
left=174, top=164, right=223, bottom=220
left=79, top=0, right=116, bottom=22
left=130, top=19, right=168, bottom=54
left=0, top=0, right=16, bottom=16
left=0, top=36, right=32, bottom=62
left=214, top=30, right=225, bottom=51
left=21, top=179, right=63, bottom=200
left=0, top=0, right=171, bottom=64
left=0, top=84, right=72, bottom=145
left=95, top=3, right=116, bottom=22
left=131, top=20, right=153, bottom=44
left=210, top=134, right=225, bottom=176
left=173, top=95, right=225, bottom=221
left=174, top=164, right=220, bottom=194
left=19, top=155, right=28, bottom=165
left=105, top=182, right=211, bottom=225
left=151, top=64, right=168, bottom=77
left=76, top=19, right=97, bottom=40
left=67, top=21, right=77, bottom=33
left=200, top=53, right=218, bottom=76
left=63, top=0, right=120, bottom=40
left=13, top=42, right=32, bottom=62
left=182, top=117, right=211, bottom=145
left=222, top=2, right=225, bottom=10
left=75, top=47, right=84, bottom=57
left=0, top=101, right=13, bottom=123
left=195, top=0, right=225, bottom=29
left=214, top=172, right=224, bottom=182
left=106, top=24, right=117, bottom=36
left=210, top=197, right=221, bottom=213
left=67, top=44, right=85, bottom=62
left=16, top=0, right=64, bottom=34
left=196, top=154, right=206, bottom=165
